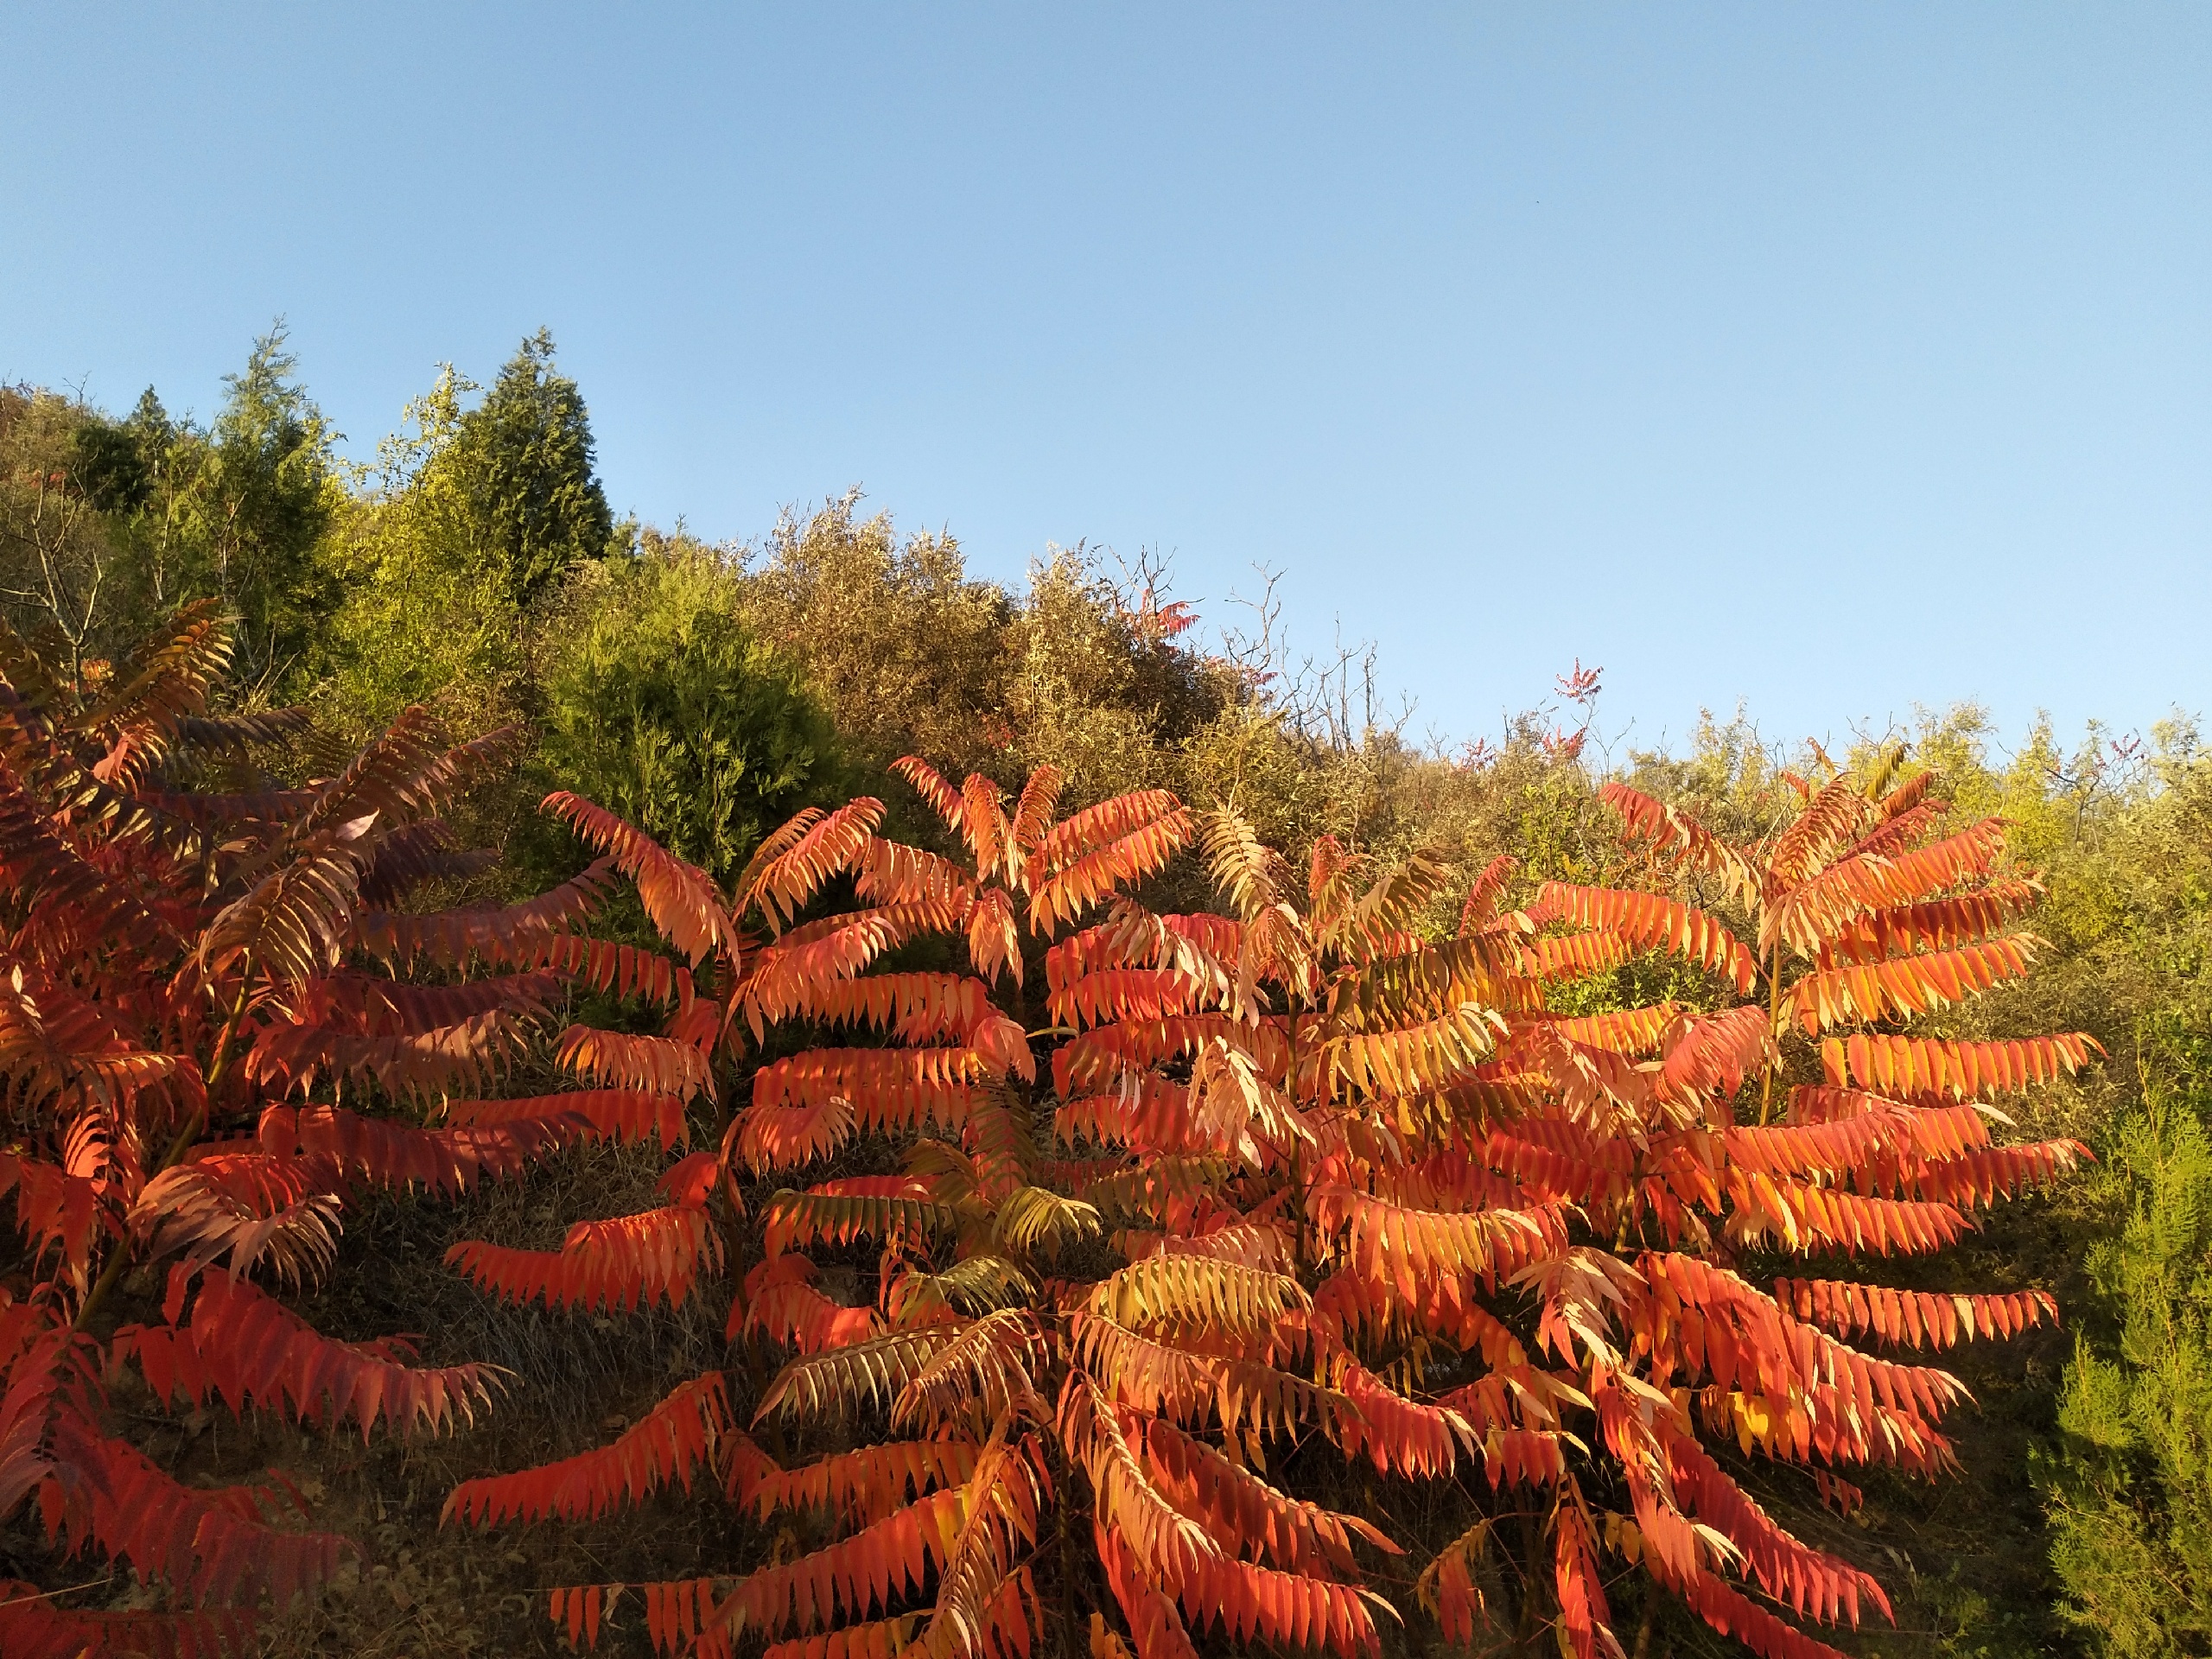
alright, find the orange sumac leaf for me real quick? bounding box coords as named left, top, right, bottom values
left=1311, top=1185, right=1563, bottom=1294
left=446, top=1205, right=721, bottom=1313
left=1773, top=1278, right=2059, bottom=1350
left=1478, top=1126, right=1632, bottom=1205
left=749, top=970, right=997, bottom=1043
left=1598, top=782, right=1758, bottom=904
left=1096, top=1523, right=1202, bottom=1659
left=1458, top=854, right=1518, bottom=934
left=762, top=1613, right=920, bottom=1659
left=1028, top=808, right=1194, bottom=935
left=0, top=1587, right=254, bottom=1659
left=529, top=931, right=687, bottom=1006
left=545, top=791, right=738, bottom=965
left=1543, top=1004, right=1679, bottom=1056
left=1657, top=1006, right=1773, bottom=1107
left=124, top=1270, right=499, bottom=1440
left=753, top=1049, right=994, bottom=1133
left=1009, top=765, right=1066, bottom=857
left=444, top=1375, right=730, bottom=1526
left=351, top=857, right=621, bottom=967
left=1526, top=931, right=1634, bottom=981
left=743, top=799, right=886, bottom=930
left=1725, top=1171, right=1969, bottom=1255
left=734, top=1096, right=857, bottom=1173
left=1415, top=1519, right=1495, bottom=1644
left=1139, top=1414, right=1392, bottom=1573
left=1046, top=968, right=1202, bottom=1032
left=1681, top=1570, right=1858, bottom=1659
left=738, top=1255, right=885, bottom=1355
left=1768, top=819, right=2010, bottom=956
left=1328, top=1356, right=1478, bottom=1479
left=1033, top=790, right=1183, bottom=874
left=1899, top=1140, right=2092, bottom=1205
left=740, top=1438, right=982, bottom=1525
left=1816, top=881, right=2042, bottom=965
left=256, top=1102, right=559, bottom=1197
left=550, top=1584, right=615, bottom=1650
left=1323, top=1005, right=1504, bottom=1101
left=444, top=1088, right=691, bottom=1149
left=1788, top=937, right=2038, bottom=1033
left=1550, top=1497, right=1618, bottom=1659
left=762, top=1179, right=960, bottom=1257
left=853, top=836, right=976, bottom=909
left=1538, top=884, right=1757, bottom=993
left=38, top=1418, right=352, bottom=1608
left=1168, top=1554, right=1389, bottom=1659
left=1667, top=1428, right=1889, bottom=1625
left=1821, top=1033, right=2100, bottom=1098
left=889, top=755, right=966, bottom=837
left=244, top=1006, right=534, bottom=1101
left=643, top=1578, right=728, bottom=1658
left=558, top=1024, right=715, bottom=1101
left=1766, top=779, right=1876, bottom=897
left=722, top=1485, right=966, bottom=1637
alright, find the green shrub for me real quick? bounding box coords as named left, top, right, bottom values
left=2042, top=1102, right=2212, bottom=1655
left=537, top=543, right=842, bottom=887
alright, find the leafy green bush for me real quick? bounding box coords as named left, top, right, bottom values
left=316, top=368, right=529, bottom=735
left=537, top=543, right=842, bottom=886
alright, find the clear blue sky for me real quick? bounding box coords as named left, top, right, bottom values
left=5, top=5, right=2206, bottom=756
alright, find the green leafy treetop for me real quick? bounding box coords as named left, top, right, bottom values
left=316, top=366, right=530, bottom=734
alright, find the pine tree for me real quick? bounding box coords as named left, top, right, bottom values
left=447, top=328, right=616, bottom=607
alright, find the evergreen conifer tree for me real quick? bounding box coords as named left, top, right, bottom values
left=447, top=328, right=616, bottom=606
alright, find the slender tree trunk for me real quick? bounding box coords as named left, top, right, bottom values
left=1631, top=1590, right=1657, bottom=1659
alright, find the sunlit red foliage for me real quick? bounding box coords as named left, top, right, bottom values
left=0, top=605, right=682, bottom=1652
left=439, top=738, right=2088, bottom=1656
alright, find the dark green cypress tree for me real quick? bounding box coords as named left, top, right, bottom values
left=66, top=406, right=153, bottom=518
left=448, top=328, right=616, bottom=607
